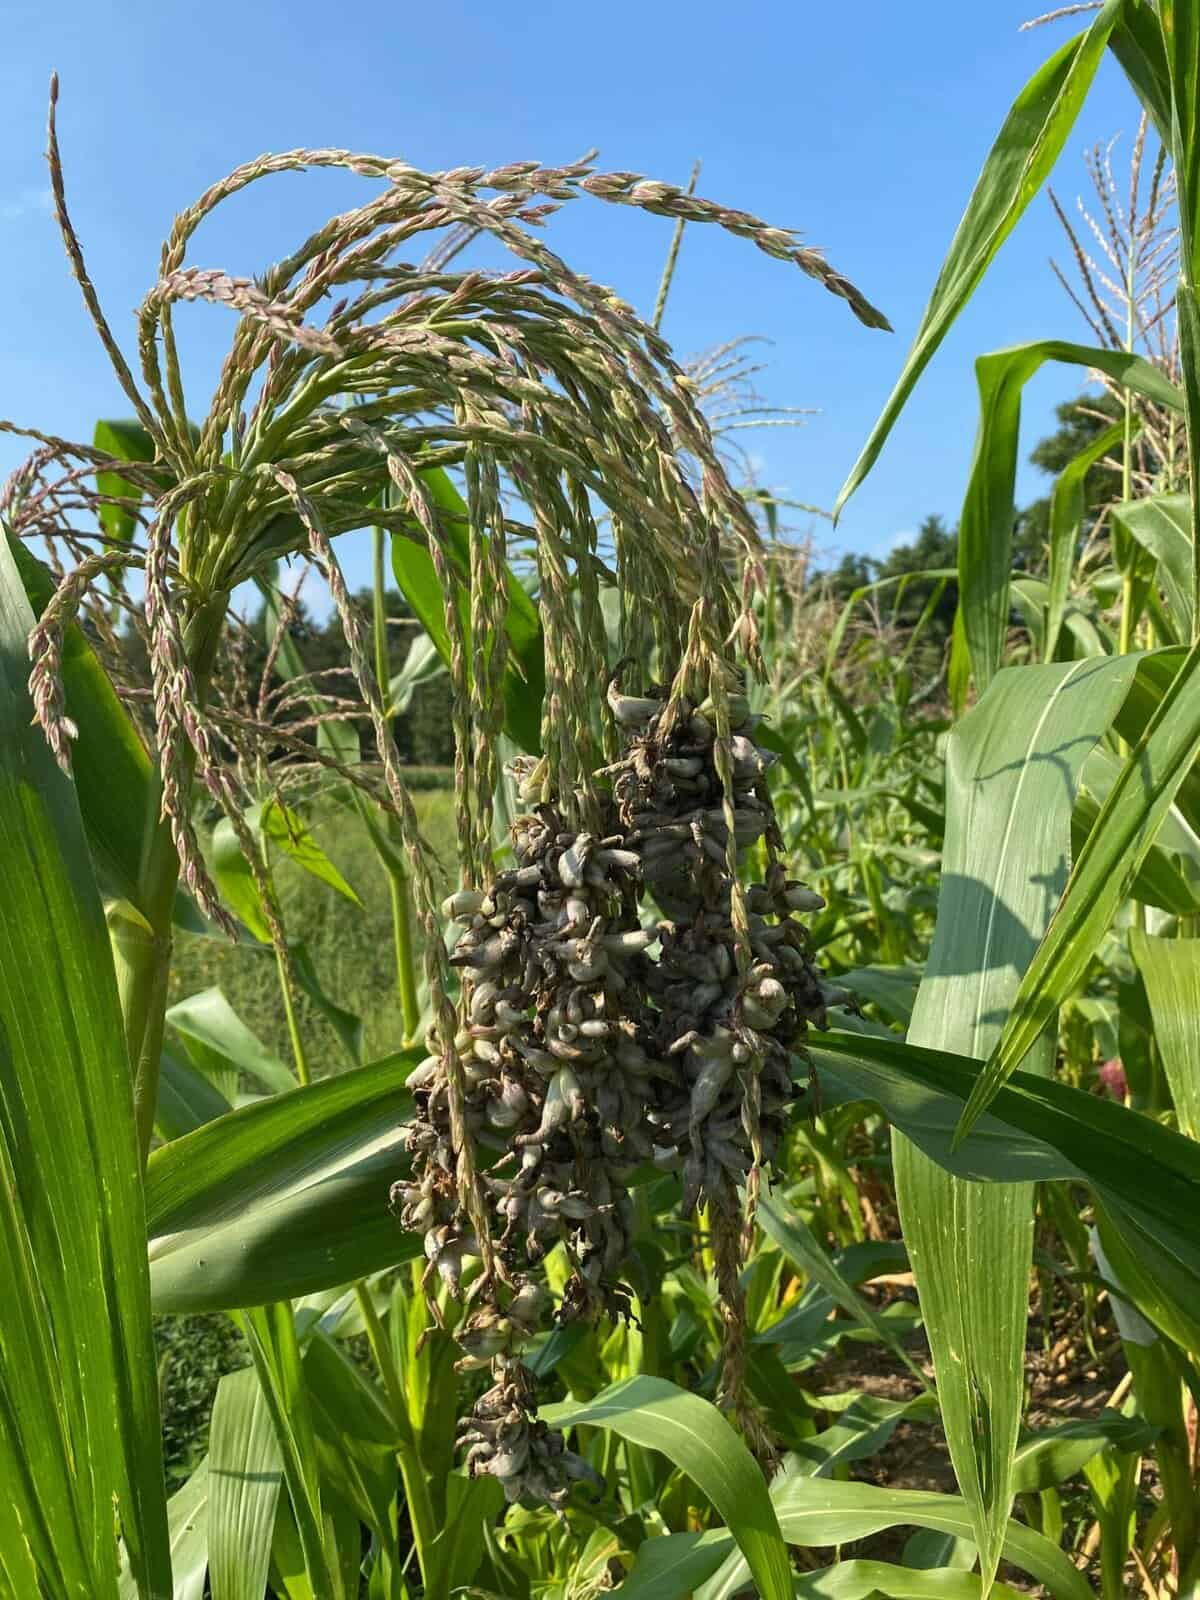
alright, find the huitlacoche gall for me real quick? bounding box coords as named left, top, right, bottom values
left=391, top=677, right=851, bottom=1503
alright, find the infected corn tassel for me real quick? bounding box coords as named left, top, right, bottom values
left=394, top=673, right=844, bottom=1502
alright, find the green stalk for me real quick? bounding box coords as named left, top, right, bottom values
left=125, top=593, right=228, bottom=1163
left=252, top=840, right=311, bottom=1086
left=274, top=943, right=311, bottom=1087
left=352, top=1282, right=441, bottom=1598
left=387, top=848, right=422, bottom=1044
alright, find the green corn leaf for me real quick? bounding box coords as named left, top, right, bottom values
left=288, top=941, right=364, bottom=1066
left=0, top=535, right=170, bottom=1596
left=540, top=1376, right=793, bottom=1600
left=302, top=1331, right=398, bottom=1554
left=7, top=535, right=153, bottom=909
left=1094, top=1203, right=1200, bottom=1360
left=146, top=1051, right=419, bottom=1311
left=93, top=418, right=162, bottom=546
left=895, top=651, right=1135, bottom=1589
left=1076, top=745, right=1200, bottom=916
left=790, top=1392, right=938, bottom=1476
left=208, top=1369, right=283, bottom=1600
left=696, top=1470, right=1092, bottom=1600
left=791, top=1563, right=1024, bottom=1600
left=957, top=344, right=1179, bottom=693
left=390, top=465, right=545, bottom=753
left=387, top=630, right=446, bottom=716
left=622, top=1541, right=1027, bottom=1600
left=238, top=1306, right=334, bottom=1599
left=120, top=1461, right=210, bottom=1600
left=1111, top=493, right=1193, bottom=636
left=1130, top=929, right=1200, bottom=1139
left=1011, top=1411, right=1156, bottom=1494
left=835, top=0, right=1120, bottom=518
left=959, top=639, right=1200, bottom=1141
left=1109, top=2, right=1171, bottom=139
left=616, top=1530, right=732, bottom=1599
left=757, top=1191, right=927, bottom=1384
left=813, top=1027, right=1200, bottom=1353
left=1073, top=786, right=1200, bottom=916
left=211, top=799, right=361, bottom=945
left=1045, top=419, right=1132, bottom=660
left=155, top=1047, right=234, bottom=1140
left=1161, top=0, right=1200, bottom=610
left=166, top=986, right=296, bottom=1095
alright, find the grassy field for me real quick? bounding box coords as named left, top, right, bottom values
left=169, top=782, right=458, bottom=1068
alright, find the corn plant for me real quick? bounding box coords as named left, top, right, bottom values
left=8, top=8, right=1200, bottom=1596
left=834, top=3, right=1200, bottom=1593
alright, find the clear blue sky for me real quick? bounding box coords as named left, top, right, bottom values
left=0, top=1, right=1145, bottom=596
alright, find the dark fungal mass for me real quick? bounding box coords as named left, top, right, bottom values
left=392, top=678, right=850, bottom=1503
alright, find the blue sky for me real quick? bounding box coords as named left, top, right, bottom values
left=0, top=1, right=1146, bottom=596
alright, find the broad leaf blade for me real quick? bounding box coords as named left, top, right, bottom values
left=541, top=1376, right=792, bottom=1600
left=697, top=1470, right=1092, bottom=1600
left=961, top=640, right=1200, bottom=1138
left=1129, top=930, right=1200, bottom=1140
left=239, top=1306, right=333, bottom=1598
left=0, top=536, right=170, bottom=1595
left=1046, top=419, right=1132, bottom=659
left=8, top=535, right=153, bottom=908
left=1112, top=493, right=1193, bottom=637
left=146, top=1052, right=419, bottom=1311
left=120, top=1461, right=210, bottom=1600
left=814, top=1027, right=1200, bottom=1352
left=958, top=345, right=1178, bottom=692
left=757, top=1191, right=927, bottom=1384
left=208, top=1369, right=282, bottom=1600
left=155, top=1048, right=234, bottom=1141
left=166, top=987, right=296, bottom=1095
left=896, top=652, right=1135, bottom=1588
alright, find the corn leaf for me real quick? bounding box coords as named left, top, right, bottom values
left=238, top=1306, right=334, bottom=1599
left=694, top=1471, right=1092, bottom=1600
left=1112, top=493, right=1193, bottom=636
left=166, top=987, right=296, bottom=1095
left=1045, top=419, right=1132, bottom=660
left=894, top=652, right=1136, bottom=1588
left=835, top=1, right=1119, bottom=518
left=0, top=537, right=171, bottom=1595
left=208, top=1369, right=283, bottom=1600
left=814, top=1028, right=1200, bottom=1351
left=146, top=1051, right=419, bottom=1311
left=1109, top=2, right=1171, bottom=139
left=960, top=639, right=1200, bottom=1140
left=1011, top=1412, right=1156, bottom=1494
left=757, top=1191, right=927, bottom=1384
left=1160, top=0, right=1200, bottom=613
left=1130, top=929, right=1200, bottom=1140
left=120, top=1462, right=210, bottom=1600
left=790, top=1392, right=938, bottom=1476
left=302, top=1331, right=397, bottom=1539
left=1076, top=743, right=1200, bottom=915
left=211, top=800, right=361, bottom=945
left=155, top=1048, right=234, bottom=1141
left=958, top=344, right=1179, bottom=693
left=7, top=534, right=153, bottom=908
left=541, top=1376, right=793, bottom=1600
left=390, top=465, right=545, bottom=754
